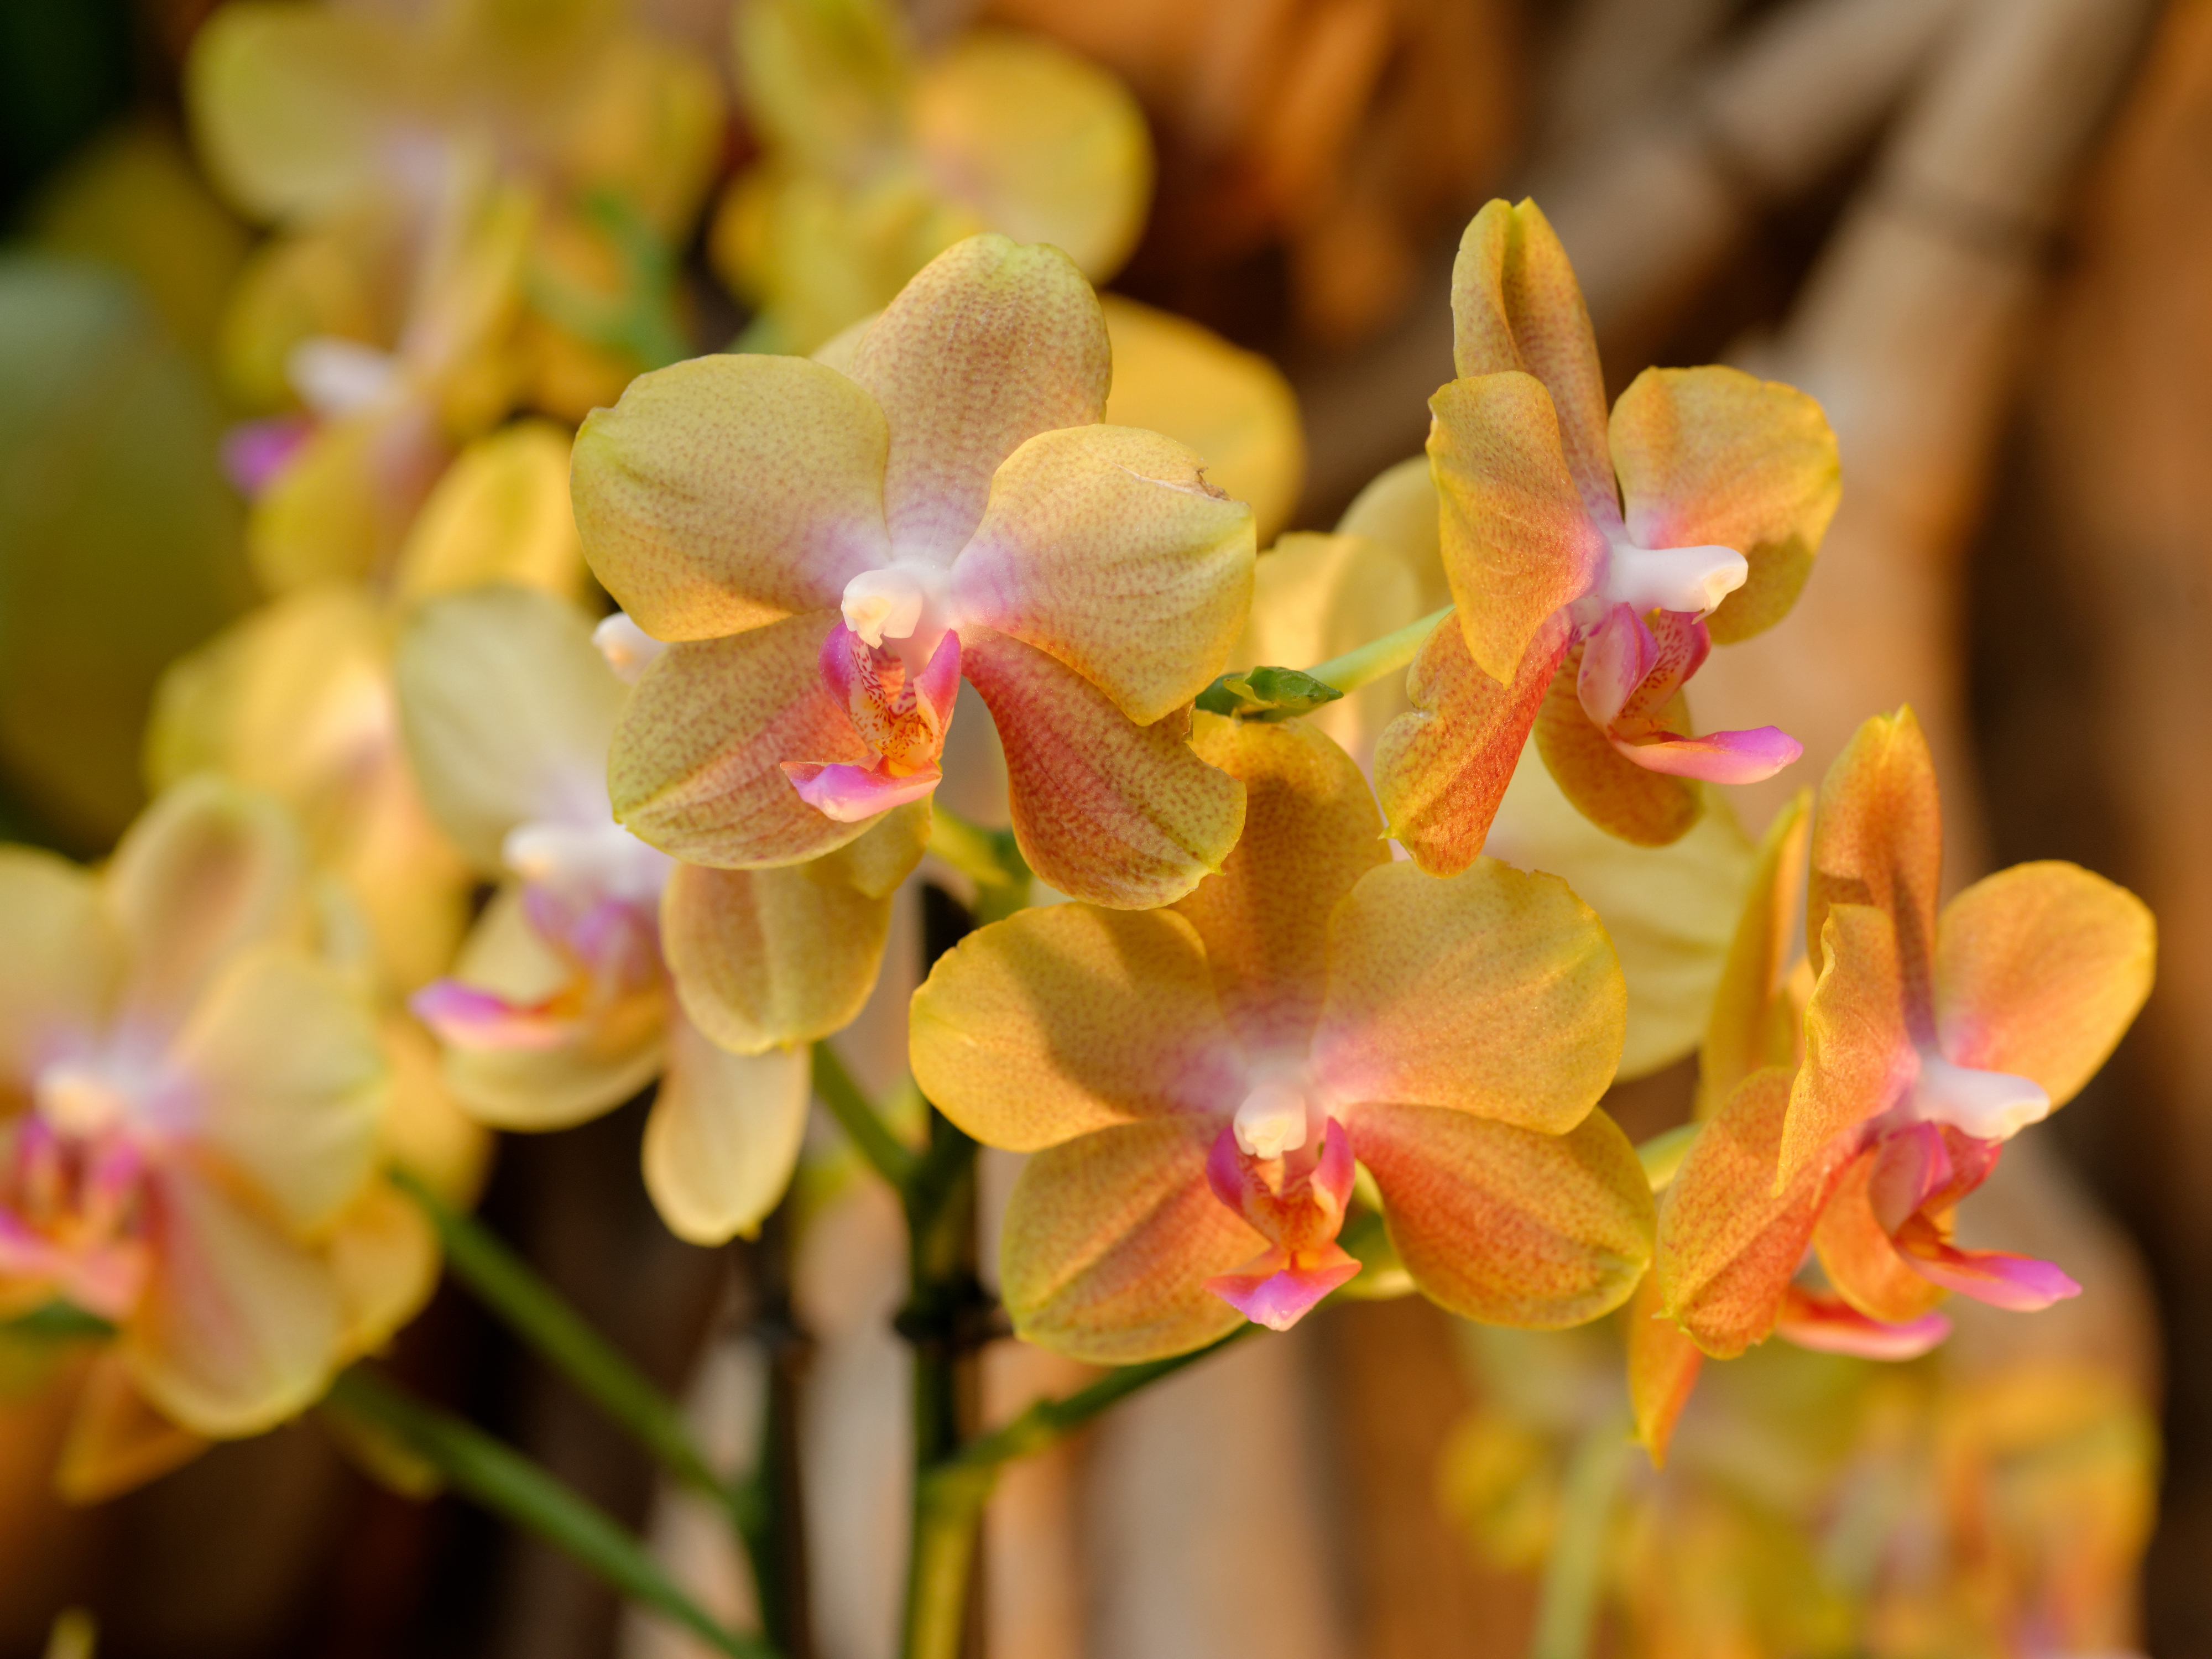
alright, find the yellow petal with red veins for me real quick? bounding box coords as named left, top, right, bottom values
left=1656, top=1068, right=1836, bottom=1359
left=611, top=611, right=874, bottom=869
left=573, top=355, right=891, bottom=641
left=959, top=629, right=1244, bottom=909
left=1428, top=372, right=1606, bottom=686
left=1779, top=904, right=1917, bottom=1191
left=956, top=423, right=1254, bottom=725
left=1625, top=1271, right=1703, bottom=1469
left=641, top=1022, right=811, bottom=1245
left=1608, top=366, right=1840, bottom=646
left=1176, top=718, right=1390, bottom=1056
left=915, top=33, right=1151, bottom=284
left=912, top=904, right=1244, bottom=1153
left=848, top=234, right=1110, bottom=559
left=662, top=805, right=928, bottom=1055
left=1533, top=642, right=1701, bottom=848
left=57, top=1352, right=208, bottom=1504
left=1695, top=792, right=1810, bottom=1118
left=106, top=776, right=308, bottom=1040
left=0, top=848, right=119, bottom=1079
left=1101, top=296, right=1305, bottom=546
left=999, top=1118, right=1257, bottom=1364
left=395, top=586, right=626, bottom=872
left=1806, top=707, right=1942, bottom=992
left=1350, top=1104, right=1650, bottom=1327
left=1375, top=607, right=1568, bottom=877
left=171, top=946, right=387, bottom=1235
left=1934, top=861, right=2154, bottom=1112
left=1447, top=200, right=1615, bottom=523
left=1312, top=858, right=1623, bottom=1135
left=124, top=1166, right=345, bottom=1438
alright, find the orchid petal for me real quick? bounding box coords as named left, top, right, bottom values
left=912, top=904, right=1244, bottom=1152
left=959, top=628, right=1243, bottom=909
left=1533, top=643, right=1701, bottom=847
left=1775, top=1287, right=1949, bottom=1360
left=1806, top=707, right=1942, bottom=999
left=395, top=586, right=627, bottom=871
left=326, top=1178, right=439, bottom=1356
left=1780, top=903, right=1917, bottom=1190
left=171, top=947, right=386, bottom=1235
left=57, top=1352, right=208, bottom=1504
left=124, top=1165, right=345, bottom=1437
left=572, top=355, right=890, bottom=640
left=1000, top=1118, right=1257, bottom=1364
left=249, top=402, right=448, bottom=593
left=1608, top=366, right=1840, bottom=645
left=915, top=34, right=1151, bottom=282
left=1656, top=1068, right=1839, bottom=1359
left=1626, top=1271, right=1703, bottom=1468
left=1934, top=860, right=2154, bottom=1112
left=1810, top=1150, right=1949, bottom=1324
left=106, top=776, right=307, bottom=1040
left=662, top=804, right=927, bottom=1055
left=1313, top=858, right=1623, bottom=1135
left=0, top=848, right=119, bottom=1079
left=1695, top=792, right=1810, bottom=1117
left=1099, top=295, right=1305, bottom=545
left=1895, top=1223, right=2081, bottom=1311
left=955, top=424, right=1254, bottom=724
left=1176, top=717, right=1390, bottom=1056
left=848, top=234, right=1109, bottom=560
left=1427, top=372, right=1606, bottom=686
left=611, top=611, right=876, bottom=868
left=1206, top=1245, right=1361, bottom=1331
left=394, top=420, right=587, bottom=604
left=1374, top=607, right=1568, bottom=877
left=641, top=1021, right=811, bottom=1245
left=1348, top=1104, right=1651, bottom=1327
left=784, top=761, right=942, bottom=821
left=1447, top=200, right=1616, bottom=526
left=1611, top=724, right=1803, bottom=784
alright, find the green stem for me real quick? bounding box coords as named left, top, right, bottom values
left=392, top=1171, right=728, bottom=1511
left=812, top=1041, right=919, bottom=1190
left=1528, top=1415, right=1632, bottom=1659
left=330, top=1369, right=774, bottom=1659
left=1303, top=603, right=1454, bottom=695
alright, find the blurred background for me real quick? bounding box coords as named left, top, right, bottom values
left=2, top=0, right=2209, bottom=1653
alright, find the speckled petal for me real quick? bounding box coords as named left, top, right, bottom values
left=1780, top=902, right=1917, bottom=1190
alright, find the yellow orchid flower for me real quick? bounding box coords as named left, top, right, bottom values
left=714, top=0, right=1150, bottom=358
left=912, top=716, right=1651, bottom=1361
left=576, top=234, right=1254, bottom=909
left=0, top=778, right=433, bottom=1496
left=395, top=586, right=921, bottom=1244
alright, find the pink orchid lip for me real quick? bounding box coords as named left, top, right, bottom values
left=1610, top=724, right=1803, bottom=784
left=1207, top=1246, right=1363, bottom=1331
left=410, top=979, right=574, bottom=1052
left=221, top=415, right=315, bottom=498
left=782, top=759, right=943, bottom=821
left=1897, top=1231, right=2081, bottom=1312
left=1202, top=1118, right=1361, bottom=1332
left=1777, top=1289, right=1952, bottom=1361
left=1577, top=604, right=1654, bottom=729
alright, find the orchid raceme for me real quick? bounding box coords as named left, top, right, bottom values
left=394, top=586, right=902, bottom=1245
left=714, top=0, right=1150, bottom=357
left=1655, top=709, right=2153, bottom=1378
left=910, top=714, right=1652, bottom=1361
left=0, top=777, right=434, bottom=1493
left=576, top=232, right=1255, bottom=909
left=1374, top=197, right=1841, bottom=868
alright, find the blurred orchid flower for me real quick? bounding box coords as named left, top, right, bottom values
left=396, top=586, right=924, bottom=1244
left=1376, top=198, right=1841, bottom=866
left=189, top=0, right=726, bottom=587
left=911, top=714, right=1651, bottom=1361
left=714, top=0, right=1150, bottom=357
left=576, top=233, right=1255, bottom=908
left=0, top=778, right=434, bottom=1494
left=1651, top=710, right=2153, bottom=1421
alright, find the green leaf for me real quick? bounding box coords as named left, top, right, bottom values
left=1193, top=665, right=1345, bottom=722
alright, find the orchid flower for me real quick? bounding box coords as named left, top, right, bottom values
left=189, top=0, right=725, bottom=587
left=1375, top=197, right=1840, bottom=866
left=910, top=714, right=1651, bottom=1361
left=715, top=0, right=1150, bottom=358
left=575, top=233, right=1255, bottom=909
left=0, top=778, right=433, bottom=1496
left=1650, top=709, right=2152, bottom=1432
left=396, top=586, right=921, bottom=1243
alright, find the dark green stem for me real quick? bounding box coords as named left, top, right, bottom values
left=812, top=1041, right=918, bottom=1190
left=330, top=1369, right=774, bottom=1659
left=731, top=1211, right=815, bottom=1659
